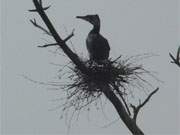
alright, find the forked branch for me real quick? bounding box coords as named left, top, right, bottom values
left=130, top=87, right=159, bottom=122
left=29, top=0, right=51, bottom=12
left=169, top=46, right=180, bottom=68
left=29, top=0, right=89, bottom=74
left=38, top=29, right=75, bottom=47
left=30, top=19, right=51, bottom=36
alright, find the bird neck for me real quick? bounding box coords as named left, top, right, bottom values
left=91, top=24, right=100, bottom=33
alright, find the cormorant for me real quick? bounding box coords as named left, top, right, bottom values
left=76, top=14, right=110, bottom=64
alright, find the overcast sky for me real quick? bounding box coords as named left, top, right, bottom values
left=1, top=0, right=179, bottom=134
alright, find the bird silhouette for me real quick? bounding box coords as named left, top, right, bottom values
left=76, top=14, right=110, bottom=64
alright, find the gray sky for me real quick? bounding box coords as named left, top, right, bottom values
left=1, top=0, right=179, bottom=134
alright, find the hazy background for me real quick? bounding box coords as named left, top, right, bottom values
left=1, top=0, right=179, bottom=134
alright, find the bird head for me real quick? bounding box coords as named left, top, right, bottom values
left=76, top=14, right=100, bottom=27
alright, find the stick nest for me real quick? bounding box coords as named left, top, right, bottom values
left=58, top=55, right=150, bottom=113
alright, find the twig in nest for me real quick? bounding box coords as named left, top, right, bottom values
left=130, top=87, right=159, bottom=122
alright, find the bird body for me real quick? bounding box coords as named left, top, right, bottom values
left=77, top=14, right=110, bottom=63
left=86, top=31, right=110, bottom=62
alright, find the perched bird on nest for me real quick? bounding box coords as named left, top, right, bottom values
left=76, top=14, right=110, bottom=65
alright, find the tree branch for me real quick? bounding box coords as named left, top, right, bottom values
left=30, top=19, right=51, bottom=36
left=38, top=43, right=58, bottom=48
left=38, top=29, right=75, bottom=47
left=102, top=85, right=144, bottom=135
left=111, top=83, right=131, bottom=116
left=30, top=0, right=89, bottom=74
left=130, top=87, right=159, bottom=122
left=29, top=0, right=51, bottom=12
left=169, top=46, right=180, bottom=68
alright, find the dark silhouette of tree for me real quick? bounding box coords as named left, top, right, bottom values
left=29, top=0, right=159, bottom=134
left=169, top=46, right=180, bottom=68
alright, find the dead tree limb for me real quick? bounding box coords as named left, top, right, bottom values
left=29, top=0, right=158, bottom=134
left=38, top=43, right=58, bottom=48
left=30, top=18, right=52, bottom=36
left=29, top=0, right=89, bottom=74
left=169, top=46, right=180, bottom=68
left=38, top=29, right=74, bottom=47
left=111, top=83, right=131, bottom=116
left=102, top=85, right=144, bottom=135
left=130, top=87, right=159, bottom=123
left=29, top=0, right=51, bottom=12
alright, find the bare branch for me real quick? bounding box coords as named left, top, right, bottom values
left=38, top=29, right=75, bottom=48
left=38, top=43, right=58, bottom=48
left=177, top=46, right=180, bottom=60
left=119, top=93, right=131, bottom=116
left=30, top=19, right=51, bottom=36
left=169, top=46, right=180, bottom=68
left=130, top=87, right=159, bottom=122
left=111, top=84, right=131, bottom=116
left=169, top=53, right=176, bottom=62
left=29, top=0, right=51, bottom=12
left=39, top=0, right=42, bottom=5
left=139, top=88, right=159, bottom=107
left=29, top=5, right=51, bottom=12
left=30, top=0, right=89, bottom=74
left=63, top=29, right=75, bottom=42
left=103, top=85, right=144, bottom=135
left=110, top=55, right=122, bottom=63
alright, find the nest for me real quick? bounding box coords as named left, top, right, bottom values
left=54, top=55, right=152, bottom=116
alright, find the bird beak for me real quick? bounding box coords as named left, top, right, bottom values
left=76, top=16, right=87, bottom=21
